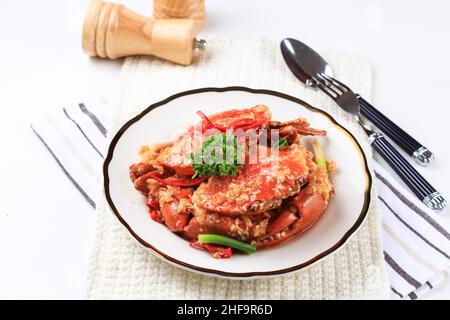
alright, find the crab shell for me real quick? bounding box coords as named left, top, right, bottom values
left=156, top=104, right=272, bottom=176
left=192, top=144, right=310, bottom=215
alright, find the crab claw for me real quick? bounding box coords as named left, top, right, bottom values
left=161, top=200, right=190, bottom=232
left=254, top=189, right=326, bottom=249
left=184, top=215, right=234, bottom=240
left=264, top=206, right=299, bottom=238
left=158, top=187, right=195, bottom=232
left=184, top=213, right=270, bottom=241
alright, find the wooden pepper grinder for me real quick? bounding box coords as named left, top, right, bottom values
left=153, top=0, right=205, bottom=30
left=82, top=0, right=206, bottom=65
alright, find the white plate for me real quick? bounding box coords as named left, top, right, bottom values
left=104, top=87, right=372, bottom=279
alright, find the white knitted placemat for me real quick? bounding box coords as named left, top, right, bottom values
left=87, top=37, right=390, bottom=299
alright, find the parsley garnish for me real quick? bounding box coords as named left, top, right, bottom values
left=190, top=133, right=244, bottom=178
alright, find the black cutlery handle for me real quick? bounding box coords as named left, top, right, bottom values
left=358, top=95, right=434, bottom=166
left=369, top=132, right=446, bottom=211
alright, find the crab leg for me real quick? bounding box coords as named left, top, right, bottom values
left=297, top=127, right=327, bottom=136
left=269, top=118, right=327, bottom=145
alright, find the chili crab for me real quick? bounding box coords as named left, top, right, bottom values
left=129, top=105, right=335, bottom=258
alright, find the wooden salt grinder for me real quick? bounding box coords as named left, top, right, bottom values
left=82, top=0, right=206, bottom=65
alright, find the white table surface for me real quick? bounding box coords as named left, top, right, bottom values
left=0, top=0, right=449, bottom=299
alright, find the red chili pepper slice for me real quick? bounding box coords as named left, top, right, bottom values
left=146, top=198, right=163, bottom=223
left=196, top=110, right=261, bottom=132
left=190, top=241, right=233, bottom=259
left=196, top=111, right=227, bottom=132
left=149, top=210, right=164, bottom=223
left=146, top=197, right=160, bottom=210
left=235, top=119, right=265, bottom=131
left=227, top=118, right=256, bottom=129
left=147, top=172, right=208, bottom=187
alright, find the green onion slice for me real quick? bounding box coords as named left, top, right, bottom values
left=274, top=137, right=288, bottom=149
left=311, top=138, right=327, bottom=170
left=198, top=234, right=257, bottom=254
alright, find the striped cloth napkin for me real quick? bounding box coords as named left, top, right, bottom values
left=32, top=103, right=450, bottom=300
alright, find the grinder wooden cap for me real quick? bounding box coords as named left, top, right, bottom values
left=153, top=0, right=205, bottom=30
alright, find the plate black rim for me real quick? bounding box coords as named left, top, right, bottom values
left=103, top=86, right=372, bottom=278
